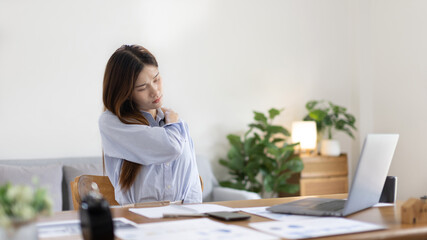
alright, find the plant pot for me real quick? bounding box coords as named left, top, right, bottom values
left=320, top=139, right=340, bottom=156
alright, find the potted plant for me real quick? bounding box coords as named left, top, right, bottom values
left=0, top=181, right=52, bottom=240
left=219, top=108, right=303, bottom=197
left=303, top=100, right=357, bottom=156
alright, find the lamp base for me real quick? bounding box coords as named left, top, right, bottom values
left=298, top=149, right=318, bottom=156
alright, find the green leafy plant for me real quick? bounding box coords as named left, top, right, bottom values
left=0, top=181, right=52, bottom=228
left=219, top=108, right=303, bottom=196
left=303, top=100, right=357, bottom=139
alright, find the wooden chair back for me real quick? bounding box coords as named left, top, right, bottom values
left=199, top=175, right=204, bottom=192
left=70, top=175, right=119, bottom=210
left=71, top=174, right=204, bottom=210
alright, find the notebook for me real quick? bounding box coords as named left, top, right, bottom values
left=267, top=134, right=399, bottom=217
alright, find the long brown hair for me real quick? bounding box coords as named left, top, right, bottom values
left=102, top=44, right=158, bottom=191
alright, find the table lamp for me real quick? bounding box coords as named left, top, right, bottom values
left=291, top=121, right=317, bottom=155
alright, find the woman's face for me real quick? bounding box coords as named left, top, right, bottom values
left=131, top=65, right=163, bottom=112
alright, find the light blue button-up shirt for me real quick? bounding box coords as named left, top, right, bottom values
left=98, top=109, right=202, bottom=205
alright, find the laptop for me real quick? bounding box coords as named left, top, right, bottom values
left=267, top=134, right=399, bottom=217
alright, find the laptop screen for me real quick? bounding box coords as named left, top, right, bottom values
left=343, top=134, right=399, bottom=216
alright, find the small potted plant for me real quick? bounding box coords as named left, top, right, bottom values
left=219, top=108, right=303, bottom=197
left=0, top=181, right=52, bottom=240
left=303, top=100, right=357, bottom=156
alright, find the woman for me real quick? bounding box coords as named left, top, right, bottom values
left=99, top=45, right=202, bottom=205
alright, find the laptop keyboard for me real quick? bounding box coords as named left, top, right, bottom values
left=312, top=200, right=346, bottom=212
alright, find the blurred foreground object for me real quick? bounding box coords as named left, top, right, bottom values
left=0, top=181, right=52, bottom=239
left=79, top=182, right=114, bottom=240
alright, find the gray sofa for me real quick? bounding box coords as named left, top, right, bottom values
left=195, top=155, right=261, bottom=202
left=0, top=155, right=260, bottom=212
left=0, top=157, right=103, bottom=212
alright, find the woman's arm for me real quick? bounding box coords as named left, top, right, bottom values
left=99, top=111, right=186, bottom=165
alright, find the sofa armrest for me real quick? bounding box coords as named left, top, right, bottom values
left=212, top=186, right=261, bottom=202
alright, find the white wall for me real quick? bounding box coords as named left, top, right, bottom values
left=0, top=0, right=145, bottom=158
left=139, top=0, right=359, bottom=180
left=356, top=0, right=427, bottom=200
left=0, top=0, right=425, bottom=200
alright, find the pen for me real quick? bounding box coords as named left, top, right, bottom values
left=163, top=213, right=207, bottom=218
left=120, top=200, right=184, bottom=208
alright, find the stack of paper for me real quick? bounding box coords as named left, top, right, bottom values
left=249, top=217, right=386, bottom=239
left=238, top=206, right=386, bottom=239
left=37, top=218, right=138, bottom=238
left=238, top=206, right=316, bottom=222
left=129, top=203, right=235, bottom=218
left=116, top=218, right=278, bottom=240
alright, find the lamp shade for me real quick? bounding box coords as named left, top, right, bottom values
left=291, top=121, right=317, bottom=150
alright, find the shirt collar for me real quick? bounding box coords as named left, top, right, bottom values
left=140, top=108, right=165, bottom=127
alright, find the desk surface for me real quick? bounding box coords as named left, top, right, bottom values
left=38, top=194, right=427, bottom=240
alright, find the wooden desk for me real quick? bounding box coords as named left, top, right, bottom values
left=38, top=194, right=427, bottom=240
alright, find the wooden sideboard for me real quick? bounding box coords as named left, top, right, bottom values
left=280, top=154, right=348, bottom=197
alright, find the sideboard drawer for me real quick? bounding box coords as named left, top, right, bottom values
left=300, top=176, right=348, bottom=196
left=301, top=154, right=348, bottom=178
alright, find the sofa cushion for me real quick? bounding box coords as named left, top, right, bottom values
left=0, top=164, right=63, bottom=212
left=195, top=155, right=218, bottom=202
left=63, top=163, right=103, bottom=210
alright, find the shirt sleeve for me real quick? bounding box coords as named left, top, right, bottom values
left=99, top=112, right=187, bottom=165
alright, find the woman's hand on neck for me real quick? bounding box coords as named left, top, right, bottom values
left=163, top=108, right=179, bottom=124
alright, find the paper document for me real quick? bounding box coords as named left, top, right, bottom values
left=37, top=217, right=137, bottom=238
left=129, top=203, right=235, bottom=218
left=249, top=217, right=386, bottom=239
left=116, top=218, right=278, bottom=240
left=239, top=207, right=317, bottom=222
